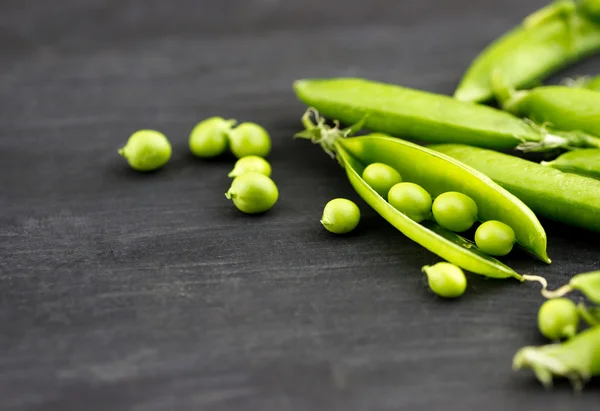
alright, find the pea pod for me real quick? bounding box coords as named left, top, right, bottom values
left=495, top=80, right=600, bottom=140
left=295, top=111, right=551, bottom=277
left=430, top=144, right=600, bottom=232
left=578, top=302, right=600, bottom=326
left=454, top=0, right=600, bottom=103
left=293, top=78, right=600, bottom=152
left=544, top=270, right=600, bottom=303
left=541, top=148, right=600, bottom=179
left=513, top=325, right=600, bottom=389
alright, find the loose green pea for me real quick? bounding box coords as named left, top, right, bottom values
left=387, top=182, right=432, bottom=223
left=118, top=129, right=172, bottom=172
left=189, top=117, right=236, bottom=158
left=228, top=122, right=271, bottom=158
left=225, top=172, right=278, bottom=214
left=432, top=192, right=478, bottom=232
left=422, top=262, right=467, bottom=298
left=321, top=198, right=360, bottom=234
left=361, top=163, right=402, bottom=198
left=228, top=156, right=272, bottom=178
left=474, top=220, right=515, bottom=256
left=537, top=298, right=579, bottom=340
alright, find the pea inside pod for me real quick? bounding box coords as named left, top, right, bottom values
left=454, top=0, right=600, bottom=103
left=541, top=148, right=600, bottom=179
left=295, top=110, right=551, bottom=280
left=430, top=144, right=600, bottom=233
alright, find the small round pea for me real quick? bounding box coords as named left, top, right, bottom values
left=538, top=298, right=579, bottom=340
left=362, top=163, right=402, bottom=198
left=228, top=122, right=271, bottom=158
left=474, top=220, right=516, bottom=256
left=422, top=262, right=467, bottom=299
left=118, top=129, right=171, bottom=171
left=225, top=172, right=278, bottom=214
left=228, top=156, right=272, bottom=178
left=189, top=117, right=236, bottom=158
left=432, top=192, right=478, bottom=232
left=387, top=182, right=432, bottom=223
left=321, top=198, right=360, bottom=234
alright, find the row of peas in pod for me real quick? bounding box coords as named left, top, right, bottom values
left=117, top=117, right=278, bottom=214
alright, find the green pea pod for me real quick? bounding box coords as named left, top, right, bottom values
left=295, top=111, right=552, bottom=275
left=544, top=270, right=600, bottom=303
left=578, top=302, right=600, bottom=326
left=293, top=78, right=600, bottom=152
left=454, top=0, right=600, bottom=103
left=496, top=81, right=600, bottom=139
left=513, top=325, right=600, bottom=389
left=430, top=144, right=600, bottom=232
left=541, top=148, right=600, bottom=179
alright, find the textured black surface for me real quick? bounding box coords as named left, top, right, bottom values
left=1, top=0, right=600, bottom=410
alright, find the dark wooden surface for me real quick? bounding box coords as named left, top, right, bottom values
left=1, top=0, right=600, bottom=410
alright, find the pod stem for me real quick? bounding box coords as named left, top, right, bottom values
left=521, top=274, right=549, bottom=290
left=294, top=108, right=369, bottom=158
left=541, top=284, right=574, bottom=299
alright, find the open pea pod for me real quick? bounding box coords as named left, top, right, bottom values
left=337, top=136, right=550, bottom=264
left=295, top=111, right=551, bottom=279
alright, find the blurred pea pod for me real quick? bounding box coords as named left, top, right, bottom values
left=454, top=0, right=600, bottom=103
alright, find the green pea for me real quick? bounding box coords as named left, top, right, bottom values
left=321, top=198, right=360, bottom=234
left=422, top=262, right=467, bottom=299
left=537, top=298, right=579, bottom=340
left=387, top=182, right=432, bottom=223
left=228, top=122, right=271, bottom=159
left=361, top=163, right=402, bottom=197
left=228, top=156, right=272, bottom=178
left=118, top=129, right=172, bottom=172
left=189, top=117, right=236, bottom=158
left=474, top=220, right=516, bottom=256
left=432, top=192, right=478, bottom=232
left=225, top=172, right=278, bottom=214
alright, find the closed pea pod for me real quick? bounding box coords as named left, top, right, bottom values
left=543, top=270, right=600, bottom=303
left=430, top=144, right=600, bottom=233
left=454, top=0, right=600, bottom=103
left=295, top=111, right=551, bottom=279
left=495, top=80, right=600, bottom=141
left=541, top=148, right=600, bottom=179
left=513, top=325, right=600, bottom=389
left=293, top=78, right=600, bottom=152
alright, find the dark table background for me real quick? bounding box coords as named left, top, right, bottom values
left=1, top=0, right=600, bottom=410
